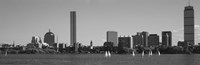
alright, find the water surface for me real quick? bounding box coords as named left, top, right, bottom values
left=0, top=54, right=200, bottom=65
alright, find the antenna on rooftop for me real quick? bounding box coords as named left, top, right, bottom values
left=188, top=0, right=191, bottom=6
left=49, top=28, right=51, bottom=32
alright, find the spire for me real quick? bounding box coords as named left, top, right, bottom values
left=90, top=40, right=93, bottom=46
left=188, top=0, right=191, bottom=6
left=49, top=28, right=51, bottom=32
left=90, top=40, right=92, bottom=43
left=13, top=41, right=15, bottom=47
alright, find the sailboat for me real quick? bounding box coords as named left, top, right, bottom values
left=149, top=51, right=151, bottom=56
left=142, top=51, right=144, bottom=57
left=105, top=51, right=108, bottom=57
left=108, top=51, right=111, bottom=57
left=149, top=51, right=153, bottom=56
left=158, top=51, right=160, bottom=56
left=132, top=51, right=135, bottom=56
left=5, top=50, right=7, bottom=56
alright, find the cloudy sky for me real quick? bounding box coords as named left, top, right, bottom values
left=0, top=0, right=200, bottom=46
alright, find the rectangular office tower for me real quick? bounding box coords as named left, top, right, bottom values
left=184, top=5, right=194, bottom=46
left=162, top=31, right=172, bottom=46
left=148, top=34, right=159, bottom=47
left=141, top=31, right=148, bottom=47
left=107, top=31, right=118, bottom=47
left=132, top=31, right=148, bottom=47
left=70, top=11, right=76, bottom=47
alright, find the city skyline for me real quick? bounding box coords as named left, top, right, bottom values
left=0, top=0, right=200, bottom=46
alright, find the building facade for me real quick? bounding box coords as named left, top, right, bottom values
left=141, top=31, right=148, bottom=47
left=148, top=34, right=159, bottom=47
left=70, top=11, right=76, bottom=47
left=184, top=5, right=194, bottom=46
left=132, top=31, right=148, bottom=47
left=118, top=36, right=131, bottom=48
left=132, top=34, right=142, bottom=47
left=70, top=11, right=78, bottom=53
left=44, top=29, right=55, bottom=46
left=162, top=31, right=172, bottom=46
left=107, top=31, right=118, bottom=47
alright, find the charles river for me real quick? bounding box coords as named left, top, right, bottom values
left=0, top=54, right=200, bottom=65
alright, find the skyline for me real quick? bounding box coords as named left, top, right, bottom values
left=0, top=0, right=200, bottom=46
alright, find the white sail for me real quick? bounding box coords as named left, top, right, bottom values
left=158, top=51, right=160, bottom=56
left=105, top=51, right=108, bottom=57
left=149, top=51, right=151, bottom=56
left=149, top=51, right=153, bottom=56
left=108, top=51, right=111, bottom=57
left=132, top=51, right=135, bottom=56
left=142, top=51, right=144, bottom=57
left=5, top=51, right=7, bottom=56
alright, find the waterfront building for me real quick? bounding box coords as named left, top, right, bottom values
left=70, top=11, right=78, bottom=53
left=118, top=36, right=131, bottom=48
left=162, top=31, right=172, bottom=46
left=148, top=34, right=159, bottom=47
left=107, top=31, right=118, bottom=47
left=29, top=36, right=43, bottom=48
left=132, top=31, right=148, bottom=47
left=184, top=5, right=194, bottom=46
left=132, top=34, right=142, bottom=47
left=141, top=31, right=148, bottom=47
left=44, top=29, right=55, bottom=46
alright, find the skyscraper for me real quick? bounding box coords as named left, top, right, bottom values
left=184, top=5, right=194, bottom=46
left=70, top=11, right=76, bottom=47
left=162, top=31, right=172, bottom=46
left=70, top=11, right=78, bottom=53
left=107, top=31, right=118, bottom=47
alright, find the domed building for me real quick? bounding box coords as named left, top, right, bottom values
left=44, top=29, right=55, bottom=46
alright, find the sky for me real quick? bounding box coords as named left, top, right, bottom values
left=0, top=0, right=200, bottom=46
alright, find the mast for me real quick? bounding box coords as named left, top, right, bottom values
left=57, top=35, right=58, bottom=43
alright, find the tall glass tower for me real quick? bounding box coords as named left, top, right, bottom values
left=107, top=31, right=118, bottom=47
left=70, top=11, right=76, bottom=47
left=184, top=5, right=194, bottom=46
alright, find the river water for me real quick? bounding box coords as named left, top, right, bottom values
left=0, top=54, right=200, bottom=65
